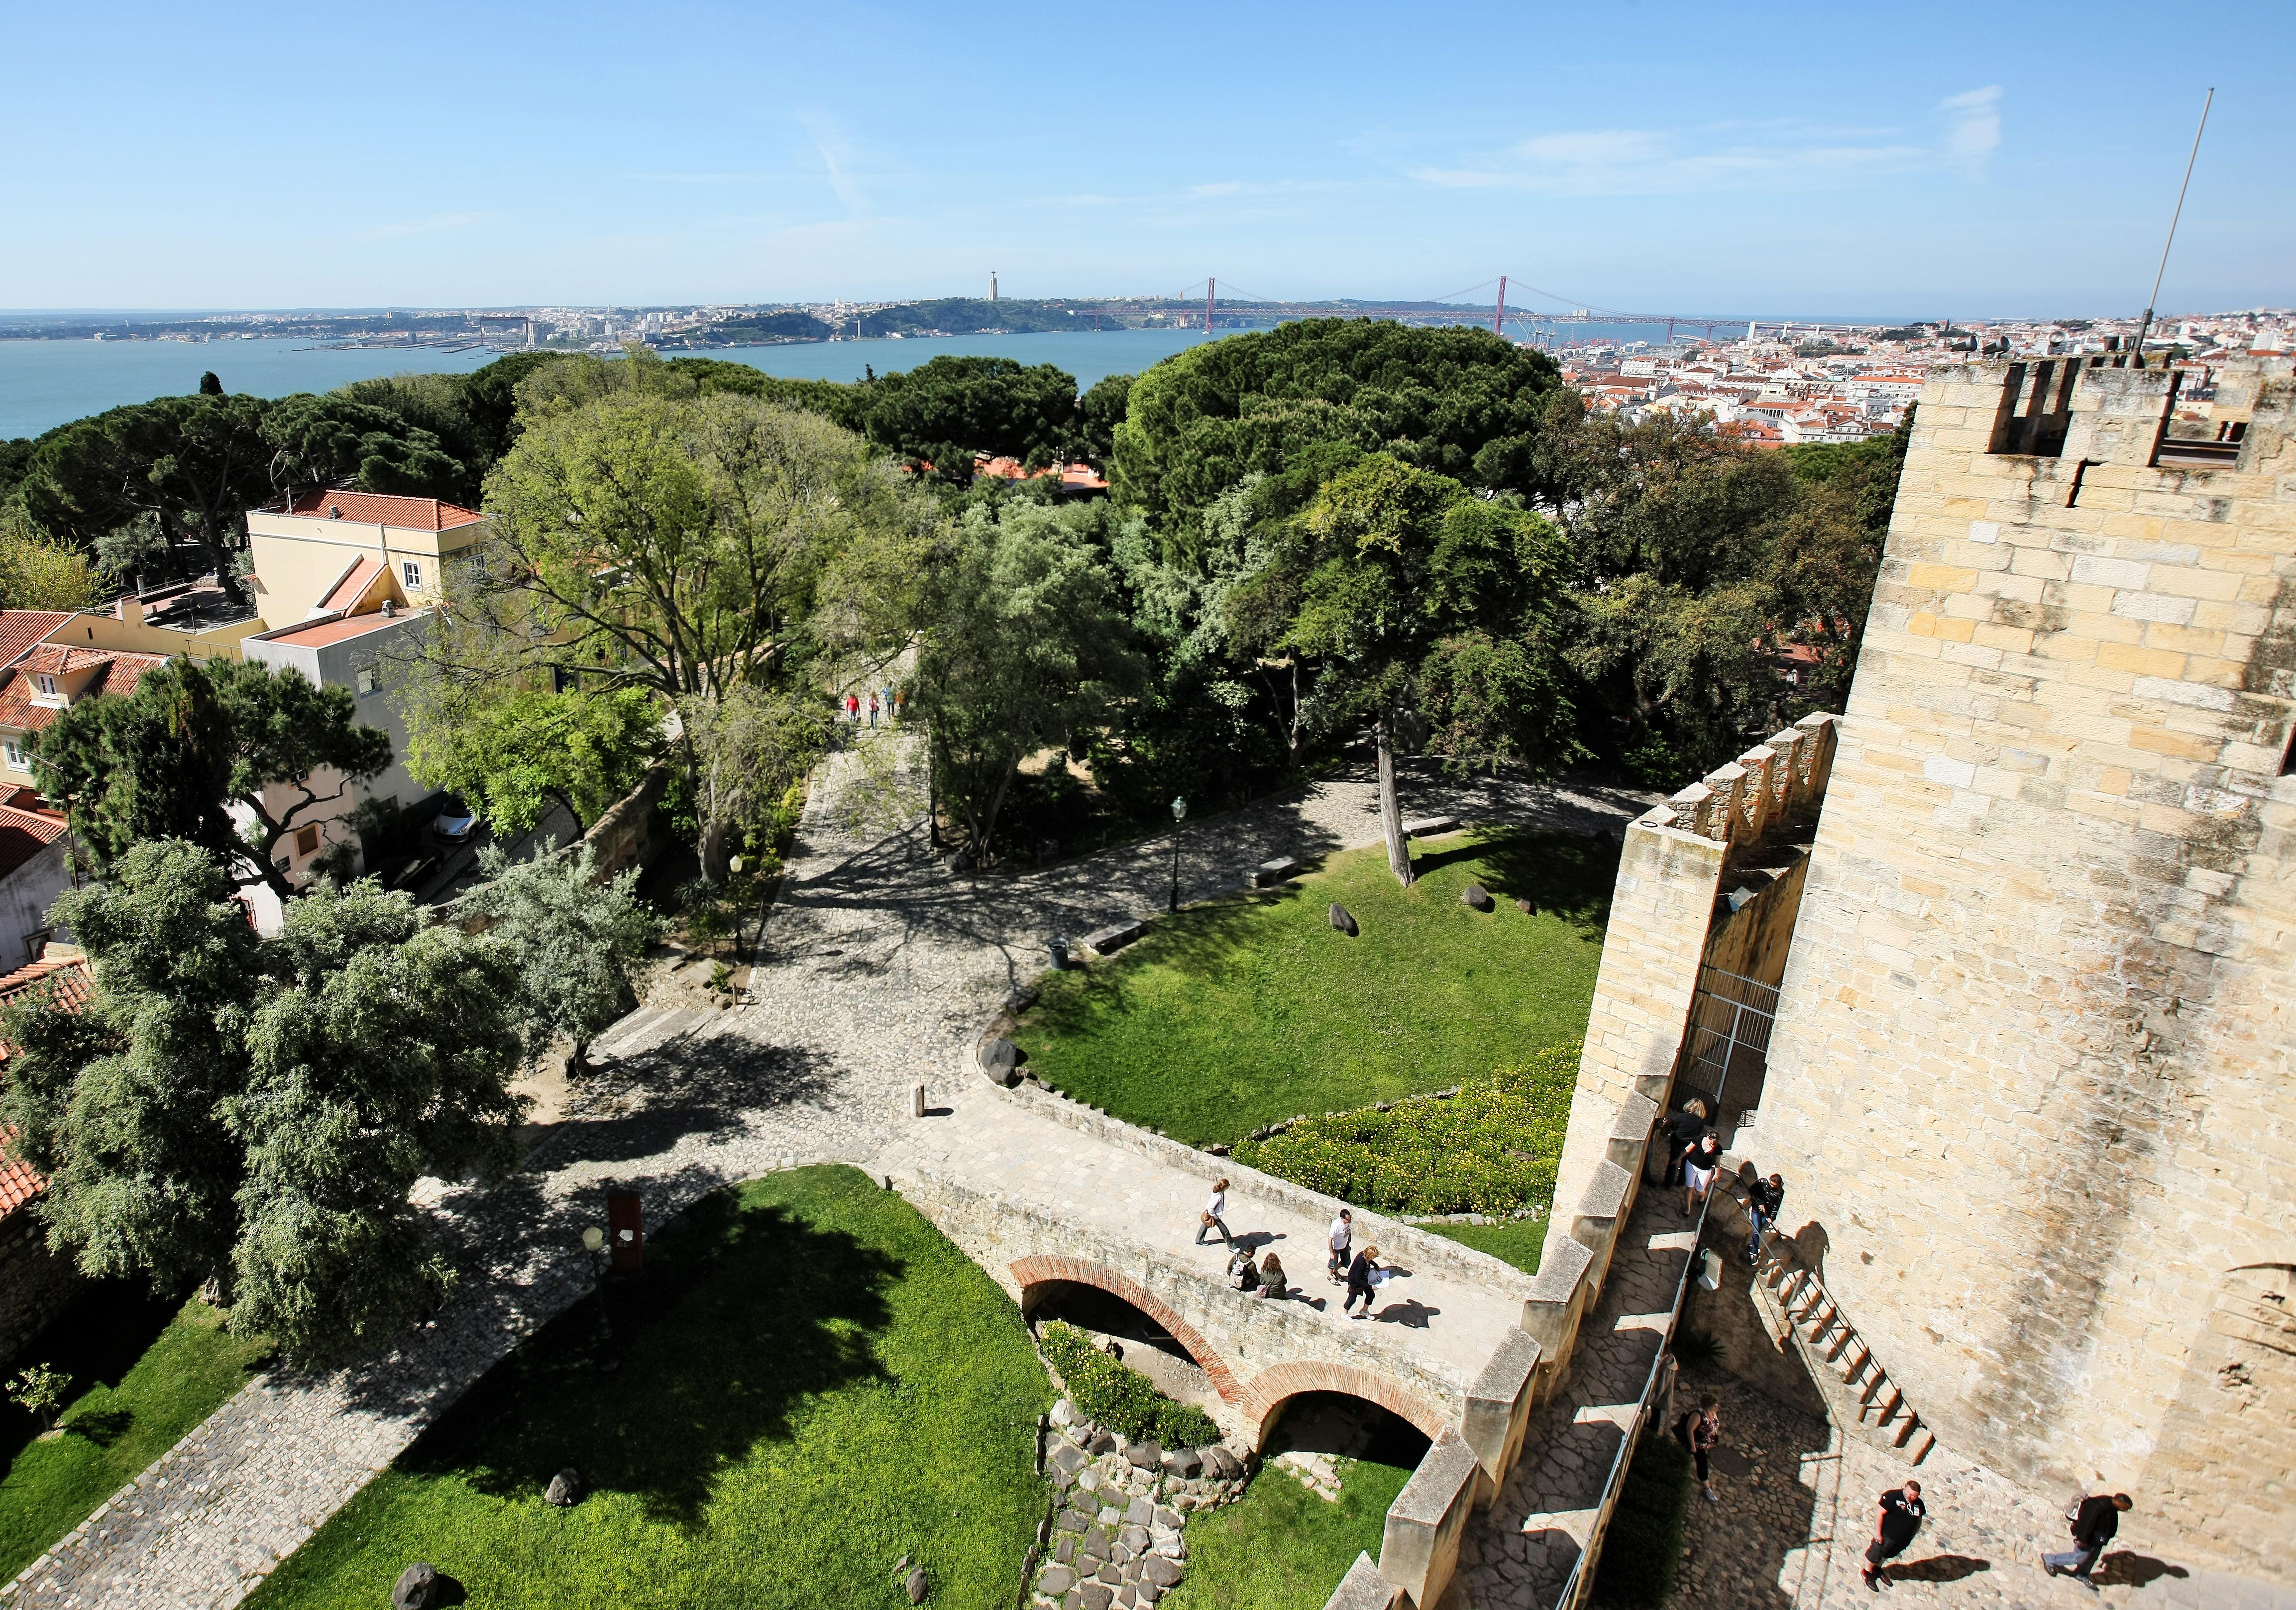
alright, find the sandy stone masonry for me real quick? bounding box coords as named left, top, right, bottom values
left=1753, top=355, right=2296, bottom=1585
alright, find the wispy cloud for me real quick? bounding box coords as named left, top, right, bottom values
left=354, top=212, right=495, bottom=241
left=1410, top=95, right=2006, bottom=196
left=796, top=111, right=870, bottom=217
left=1939, top=86, right=2002, bottom=168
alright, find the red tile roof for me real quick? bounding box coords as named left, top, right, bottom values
left=0, top=955, right=94, bottom=1219
left=0, top=613, right=70, bottom=670
left=0, top=645, right=168, bottom=735
left=282, top=489, right=485, bottom=531
left=0, top=800, right=68, bottom=881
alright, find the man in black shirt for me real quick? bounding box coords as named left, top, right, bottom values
left=2043, top=1492, right=2132, bottom=1590
left=1745, top=1172, right=1786, bottom=1264
left=1862, top=1481, right=1925, bottom=1590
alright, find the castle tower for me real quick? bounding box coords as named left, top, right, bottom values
left=1752, top=354, right=2295, bottom=1581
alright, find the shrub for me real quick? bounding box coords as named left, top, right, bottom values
left=1230, top=1043, right=1577, bottom=1216
left=1591, top=1423, right=1692, bottom=1609
left=1039, top=1322, right=1221, bottom=1449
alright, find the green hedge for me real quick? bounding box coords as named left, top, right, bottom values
left=1591, top=1424, right=1692, bottom=1609
left=1040, top=1323, right=1221, bottom=1449
left=1229, top=1043, right=1576, bottom=1216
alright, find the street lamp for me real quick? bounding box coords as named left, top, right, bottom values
left=1169, top=796, right=1187, bottom=913
left=581, top=1225, right=616, bottom=1371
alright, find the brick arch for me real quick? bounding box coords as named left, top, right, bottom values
left=1242, top=1360, right=1453, bottom=1448
left=1010, top=1254, right=1249, bottom=1409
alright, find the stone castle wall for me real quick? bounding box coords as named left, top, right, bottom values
left=1752, top=356, right=2296, bottom=1581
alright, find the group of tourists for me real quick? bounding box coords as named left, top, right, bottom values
left=842, top=684, right=899, bottom=726
left=1656, top=1094, right=2137, bottom=1595
left=1195, top=1184, right=1387, bottom=1318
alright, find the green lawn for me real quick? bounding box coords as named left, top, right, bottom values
left=0, top=1284, right=272, bottom=1580
left=1163, top=1456, right=1413, bottom=1610
left=244, top=1166, right=1052, bottom=1610
left=1016, top=828, right=1612, bottom=1147
left=1425, top=1218, right=1548, bottom=1275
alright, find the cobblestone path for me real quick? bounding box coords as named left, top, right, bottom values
left=6, top=732, right=1645, bottom=1610
left=1452, top=1186, right=1699, bottom=1609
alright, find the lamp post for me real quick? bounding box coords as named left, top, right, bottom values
left=1168, top=796, right=1187, bottom=913
left=581, top=1225, right=616, bottom=1371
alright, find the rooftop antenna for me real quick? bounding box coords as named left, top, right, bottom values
left=2133, top=88, right=2213, bottom=360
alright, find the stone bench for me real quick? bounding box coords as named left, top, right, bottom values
left=1252, top=857, right=1302, bottom=887
left=1401, top=815, right=1460, bottom=837
left=1081, top=919, right=1148, bottom=955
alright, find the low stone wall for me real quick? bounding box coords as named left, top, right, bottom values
left=0, top=1209, right=80, bottom=1366
left=1028, top=1395, right=1249, bottom=1609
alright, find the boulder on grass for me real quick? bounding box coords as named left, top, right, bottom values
left=544, top=1467, right=582, bottom=1506
left=1124, top=1438, right=1163, bottom=1470
left=1460, top=883, right=1494, bottom=912
left=1327, top=902, right=1358, bottom=937
left=1160, top=1446, right=1203, bottom=1479
left=1203, top=1445, right=1244, bottom=1480
left=392, top=1563, right=440, bottom=1610
left=1142, top=1555, right=1186, bottom=1589
left=978, top=1037, right=1022, bottom=1084
left=905, top=1565, right=929, bottom=1603
left=1516, top=897, right=1532, bottom=914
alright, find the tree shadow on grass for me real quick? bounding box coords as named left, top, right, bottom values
left=1414, top=828, right=1620, bottom=938
left=0, top=1280, right=195, bottom=1479
left=400, top=1184, right=900, bottom=1530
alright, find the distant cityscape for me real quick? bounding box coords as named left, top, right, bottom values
left=3, top=297, right=2288, bottom=453
left=1553, top=309, right=2291, bottom=444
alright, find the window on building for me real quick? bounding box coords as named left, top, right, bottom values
left=1, top=741, right=20, bottom=769
left=402, top=559, right=423, bottom=589
left=295, top=824, right=321, bottom=857
left=34, top=674, right=57, bottom=698
left=356, top=666, right=379, bottom=697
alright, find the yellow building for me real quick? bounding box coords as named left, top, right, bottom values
left=244, top=489, right=489, bottom=630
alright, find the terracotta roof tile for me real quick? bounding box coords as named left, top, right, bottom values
left=282, top=489, right=484, bottom=531
left=0, top=613, right=71, bottom=670
left=0, top=646, right=169, bottom=737
left=318, top=556, right=384, bottom=611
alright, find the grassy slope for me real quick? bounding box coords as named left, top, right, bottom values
left=244, top=1166, right=1051, bottom=1610
left=1016, top=828, right=1612, bottom=1147
left=0, top=1289, right=272, bottom=1580
left=1163, top=1458, right=1413, bottom=1610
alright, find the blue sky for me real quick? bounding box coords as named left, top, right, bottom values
left=2, top=0, right=2289, bottom=317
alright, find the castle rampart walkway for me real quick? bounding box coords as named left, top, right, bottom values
left=877, top=1081, right=1537, bottom=1449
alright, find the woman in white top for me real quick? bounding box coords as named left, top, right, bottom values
left=1327, top=1209, right=1353, bottom=1283
left=1681, top=1132, right=1723, bottom=1216
left=1197, top=1178, right=1232, bottom=1246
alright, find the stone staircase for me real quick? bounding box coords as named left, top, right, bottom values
left=1751, top=1258, right=1935, bottom=1465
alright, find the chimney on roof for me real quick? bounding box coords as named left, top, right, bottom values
left=328, top=504, right=343, bottom=519
left=380, top=599, right=396, bottom=618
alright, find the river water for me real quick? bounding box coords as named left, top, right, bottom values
left=0, top=328, right=1238, bottom=441
left=0, top=317, right=1698, bottom=441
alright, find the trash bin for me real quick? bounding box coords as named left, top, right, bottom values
left=1049, top=936, right=1071, bottom=970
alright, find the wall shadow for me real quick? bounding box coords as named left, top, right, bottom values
left=1261, top=1390, right=1430, bottom=1470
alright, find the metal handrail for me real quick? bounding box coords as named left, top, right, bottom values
left=1548, top=1184, right=1714, bottom=1610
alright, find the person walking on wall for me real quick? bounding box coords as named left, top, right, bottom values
left=1682, top=1131, right=1723, bottom=1217
left=1196, top=1178, right=1232, bottom=1246
left=882, top=684, right=896, bottom=725
left=1663, top=1097, right=1710, bottom=1186
left=1327, top=1209, right=1353, bottom=1284
left=1862, top=1481, right=1926, bottom=1591
left=1746, top=1171, right=1786, bottom=1264
left=1680, top=1394, right=1722, bottom=1502
left=845, top=691, right=859, bottom=725
left=1344, top=1247, right=1381, bottom=1318
left=867, top=692, right=879, bottom=728
left=2043, top=1492, right=2132, bottom=1591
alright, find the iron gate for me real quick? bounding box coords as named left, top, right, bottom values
left=1676, top=965, right=1778, bottom=1113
